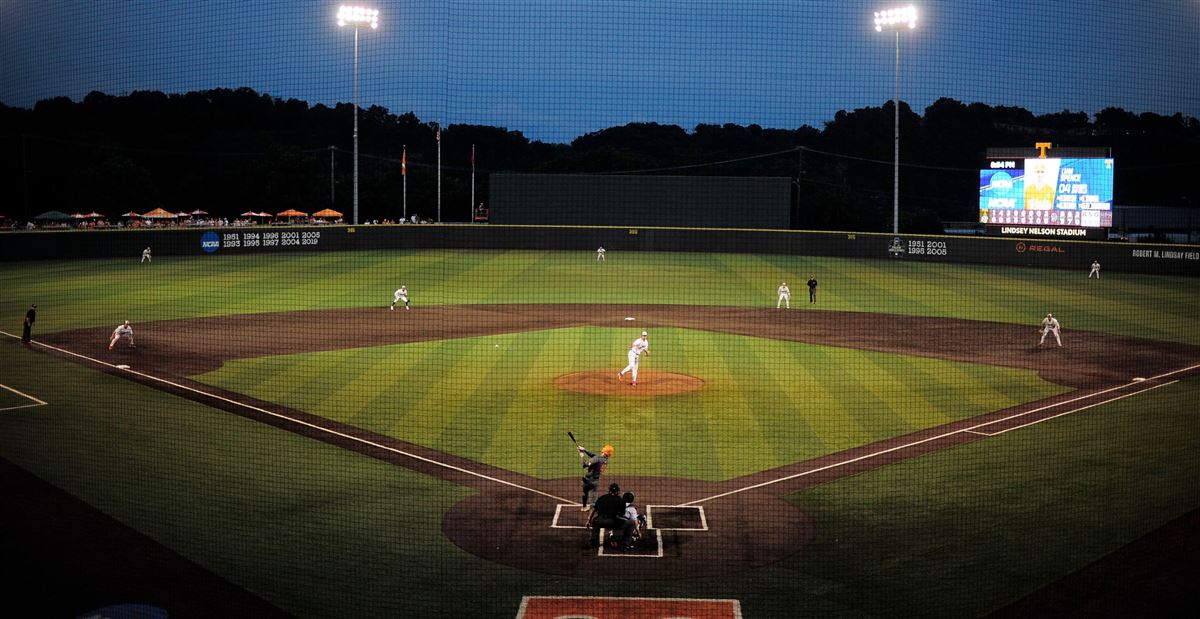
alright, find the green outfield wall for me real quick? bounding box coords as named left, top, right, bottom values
left=2, top=225, right=1198, bottom=275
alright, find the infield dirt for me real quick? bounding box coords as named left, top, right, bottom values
left=35, top=304, right=1200, bottom=580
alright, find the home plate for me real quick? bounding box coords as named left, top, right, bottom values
left=116, top=365, right=130, bottom=370
left=624, top=317, right=635, bottom=321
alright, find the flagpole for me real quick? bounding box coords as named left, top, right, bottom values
left=470, top=143, right=475, bottom=222
left=436, top=124, right=442, bottom=223
left=401, top=145, right=407, bottom=222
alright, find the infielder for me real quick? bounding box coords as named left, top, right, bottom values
left=1088, top=260, right=1100, bottom=278
left=807, top=276, right=818, bottom=303
left=141, top=247, right=152, bottom=263
left=390, top=286, right=409, bottom=310
left=108, top=320, right=135, bottom=350
left=1038, top=313, right=1062, bottom=347
left=777, top=282, right=790, bottom=308
left=617, top=331, right=650, bottom=386
left=578, top=444, right=614, bottom=511
left=596, top=246, right=606, bottom=261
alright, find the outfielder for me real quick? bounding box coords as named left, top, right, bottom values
left=578, top=444, right=614, bottom=511
left=390, top=286, right=409, bottom=310
left=1088, top=260, right=1100, bottom=278
left=108, top=320, right=135, bottom=350
left=617, top=331, right=650, bottom=386
left=596, top=246, right=606, bottom=261
left=141, top=247, right=152, bottom=263
left=776, top=282, right=790, bottom=308
left=1038, top=313, right=1062, bottom=347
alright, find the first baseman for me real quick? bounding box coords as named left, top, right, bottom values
left=777, top=282, right=790, bottom=308
left=108, top=320, right=135, bottom=350
left=617, top=331, right=650, bottom=386
left=1038, top=313, right=1062, bottom=347
left=390, top=286, right=409, bottom=310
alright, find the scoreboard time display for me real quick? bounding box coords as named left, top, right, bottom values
left=979, top=158, right=1114, bottom=228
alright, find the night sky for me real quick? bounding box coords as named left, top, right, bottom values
left=3, top=0, right=1197, bottom=143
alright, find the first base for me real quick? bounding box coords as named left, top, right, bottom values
left=115, top=364, right=130, bottom=370
left=625, top=317, right=635, bottom=321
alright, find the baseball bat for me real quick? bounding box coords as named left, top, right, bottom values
left=567, top=431, right=578, bottom=446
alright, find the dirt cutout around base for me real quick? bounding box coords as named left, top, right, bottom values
left=555, top=370, right=704, bottom=395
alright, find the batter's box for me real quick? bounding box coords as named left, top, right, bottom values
left=551, top=503, right=593, bottom=528
left=646, top=505, right=708, bottom=531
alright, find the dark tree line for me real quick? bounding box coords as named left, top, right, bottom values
left=1, top=88, right=1197, bottom=230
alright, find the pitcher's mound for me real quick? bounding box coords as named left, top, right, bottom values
left=554, top=371, right=705, bottom=396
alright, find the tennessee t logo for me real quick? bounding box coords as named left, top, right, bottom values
left=1034, top=142, right=1052, bottom=158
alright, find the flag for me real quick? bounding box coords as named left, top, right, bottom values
left=435, top=128, right=441, bottom=143
left=401, top=148, right=406, bottom=176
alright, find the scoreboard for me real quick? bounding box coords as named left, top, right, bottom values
left=980, top=157, right=1114, bottom=229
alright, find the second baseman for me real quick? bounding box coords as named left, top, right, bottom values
left=390, top=286, right=409, bottom=310
left=617, top=331, right=650, bottom=386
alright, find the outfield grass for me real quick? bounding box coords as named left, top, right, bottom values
left=3, top=250, right=1198, bottom=344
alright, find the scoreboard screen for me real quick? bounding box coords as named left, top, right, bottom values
left=979, top=158, right=1114, bottom=228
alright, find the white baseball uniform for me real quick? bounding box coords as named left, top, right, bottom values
left=777, top=283, right=790, bottom=308
left=141, top=247, right=151, bottom=263
left=109, top=323, right=135, bottom=349
left=1039, top=315, right=1062, bottom=347
left=596, top=247, right=606, bottom=261
left=1089, top=261, right=1100, bottom=278
left=618, top=335, right=650, bottom=384
left=390, top=286, right=409, bottom=310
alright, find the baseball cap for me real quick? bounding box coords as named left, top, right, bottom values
left=641, top=331, right=648, bottom=336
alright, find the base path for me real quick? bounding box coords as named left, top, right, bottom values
left=35, top=304, right=1200, bottom=580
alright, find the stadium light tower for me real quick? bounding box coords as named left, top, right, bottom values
left=337, top=5, right=379, bottom=225
left=874, top=5, right=917, bottom=235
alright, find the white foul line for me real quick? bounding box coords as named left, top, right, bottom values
left=684, top=364, right=1199, bottom=506
left=2, top=331, right=573, bottom=504
left=0, top=383, right=48, bottom=407
left=972, top=380, right=1177, bottom=436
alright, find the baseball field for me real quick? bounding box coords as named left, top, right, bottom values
left=2, top=246, right=1199, bottom=617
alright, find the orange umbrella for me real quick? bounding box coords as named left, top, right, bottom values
left=276, top=209, right=308, bottom=218
left=141, top=207, right=177, bottom=218
left=312, top=208, right=343, bottom=218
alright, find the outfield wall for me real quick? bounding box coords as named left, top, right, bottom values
left=2, top=225, right=1198, bottom=275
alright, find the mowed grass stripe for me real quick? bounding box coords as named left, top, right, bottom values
left=780, top=343, right=868, bottom=456
left=486, top=329, right=578, bottom=470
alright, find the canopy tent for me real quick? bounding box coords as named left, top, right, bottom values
left=71, top=212, right=87, bottom=219
left=275, top=209, right=308, bottom=218
left=311, top=208, right=343, bottom=218
left=141, top=207, right=177, bottom=218
left=121, top=211, right=141, bottom=218
left=239, top=211, right=272, bottom=218
left=190, top=209, right=209, bottom=216
left=82, top=211, right=105, bottom=218
left=34, top=210, right=73, bottom=221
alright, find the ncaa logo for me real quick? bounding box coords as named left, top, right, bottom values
left=201, top=231, right=221, bottom=253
